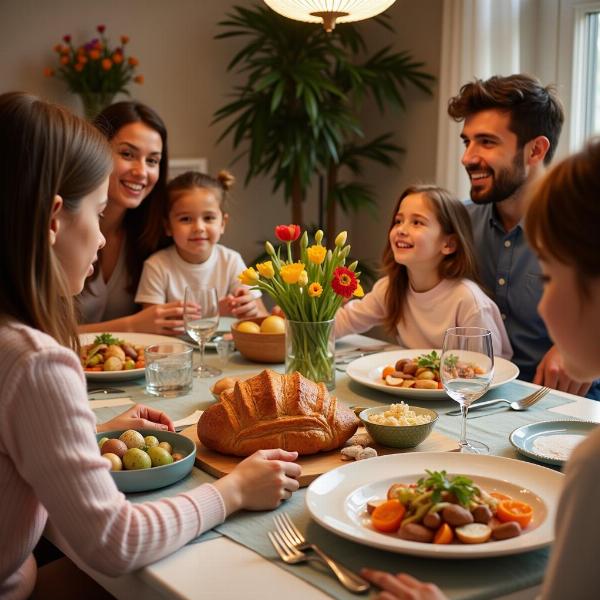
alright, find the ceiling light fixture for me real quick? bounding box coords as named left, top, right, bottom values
left=264, top=1, right=397, bottom=32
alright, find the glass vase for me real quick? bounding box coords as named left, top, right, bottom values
left=78, top=91, right=116, bottom=121
left=285, top=319, right=335, bottom=390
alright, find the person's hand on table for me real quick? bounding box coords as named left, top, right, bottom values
left=97, top=404, right=175, bottom=433
left=213, top=449, right=301, bottom=515
left=534, top=345, right=591, bottom=396
left=360, top=570, right=447, bottom=600
left=131, top=301, right=185, bottom=335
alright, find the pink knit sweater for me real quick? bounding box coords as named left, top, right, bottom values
left=0, top=321, right=225, bottom=599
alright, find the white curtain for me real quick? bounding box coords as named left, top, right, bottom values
left=435, top=0, right=522, bottom=199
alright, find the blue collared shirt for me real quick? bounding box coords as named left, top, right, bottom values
left=466, top=202, right=550, bottom=382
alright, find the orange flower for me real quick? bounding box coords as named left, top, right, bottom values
left=53, top=44, right=63, bottom=53
left=331, top=267, right=358, bottom=298
left=43, top=67, right=55, bottom=77
left=74, top=63, right=84, bottom=72
left=89, top=49, right=101, bottom=60
left=101, top=58, right=112, bottom=70
left=60, top=55, right=70, bottom=65
left=134, top=75, right=144, bottom=84
left=128, top=56, right=139, bottom=66
left=112, top=52, right=123, bottom=64
left=77, top=55, right=88, bottom=64
left=120, top=35, right=129, bottom=44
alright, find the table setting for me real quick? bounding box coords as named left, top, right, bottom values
left=48, top=314, right=600, bottom=600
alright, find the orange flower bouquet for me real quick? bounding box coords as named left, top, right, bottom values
left=239, top=226, right=363, bottom=388
left=44, top=25, right=143, bottom=120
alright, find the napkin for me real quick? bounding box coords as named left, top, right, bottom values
left=173, top=409, right=204, bottom=431
left=89, top=397, right=134, bottom=409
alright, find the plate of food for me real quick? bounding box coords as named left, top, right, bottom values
left=306, top=452, right=562, bottom=558
left=346, top=349, right=519, bottom=399
left=80, top=332, right=182, bottom=381
left=510, top=420, right=597, bottom=467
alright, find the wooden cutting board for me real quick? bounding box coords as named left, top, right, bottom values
left=179, top=425, right=458, bottom=487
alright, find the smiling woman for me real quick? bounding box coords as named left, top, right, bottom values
left=77, top=101, right=190, bottom=336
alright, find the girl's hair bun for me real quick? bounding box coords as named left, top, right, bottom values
left=217, top=170, right=235, bottom=191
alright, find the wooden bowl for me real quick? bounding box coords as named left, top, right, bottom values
left=231, top=317, right=285, bottom=363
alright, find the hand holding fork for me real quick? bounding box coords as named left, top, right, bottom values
left=269, top=513, right=369, bottom=594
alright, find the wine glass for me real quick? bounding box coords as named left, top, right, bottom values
left=441, top=327, right=494, bottom=454
left=183, top=286, right=221, bottom=378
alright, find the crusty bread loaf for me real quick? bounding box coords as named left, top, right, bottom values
left=197, top=369, right=359, bottom=456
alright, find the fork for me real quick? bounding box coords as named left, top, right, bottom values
left=273, top=514, right=370, bottom=593
left=447, top=386, right=550, bottom=416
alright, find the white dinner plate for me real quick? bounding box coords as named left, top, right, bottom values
left=346, top=349, right=519, bottom=399
left=306, top=452, right=562, bottom=559
left=80, top=332, right=183, bottom=381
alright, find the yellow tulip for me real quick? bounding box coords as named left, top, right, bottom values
left=315, top=230, right=324, bottom=243
left=298, top=270, right=308, bottom=287
left=238, top=267, right=259, bottom=286
left=353, top=284, right=365, bottom=298
left=280, top=262, right=305, bottom=284
left=256, top=261, right=275, bottom=278
left=335, top=231, right=347, bottom=247
left=308, top=282, right=323, bottom=298
left=307, top=244, right=327, bottom=264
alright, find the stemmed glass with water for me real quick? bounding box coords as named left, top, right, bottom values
left=441, top=327, right=494, bottom=454
left=183, top=285, right=221, bottom=378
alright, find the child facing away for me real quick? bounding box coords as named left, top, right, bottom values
left=0, top=93, right=300, bottom=599
left=358, top=140, right=600, bottom=600
left=334, top=184, right=512, bottom=358
left=135, top=170, right=266, bottom=318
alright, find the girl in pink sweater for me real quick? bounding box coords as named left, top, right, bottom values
left=0, top=92, right=301, bottom=599
left=334, top=184, right=512, bottom=358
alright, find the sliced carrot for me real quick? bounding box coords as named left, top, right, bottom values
left=437, top=381, right=443, bottom=389
left=85, top=366, right=103, bottom=372
left=371, top=499, right=406, bottom=533
left=134, top=360, right=145, bottom=369
left=382, top=365, right=395, bottom=379
left=433, top=522, right=454, bottom=544
left=496, top=500, right=533, bottom=528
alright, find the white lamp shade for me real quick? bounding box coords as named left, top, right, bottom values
left=264, top=1, right=397, bottom=26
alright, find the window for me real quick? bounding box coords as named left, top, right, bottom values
left=569, top=2, right=600, bottom=150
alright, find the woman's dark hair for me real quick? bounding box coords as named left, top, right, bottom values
left=381, top=184, right=480, bottom=334
left=526, top=139, right=600, bottom=297
left=448, top=74, right=564, bottom=164
left=93, top=101, right=170, bottom=292
left=0, top=92, right=112, bottom=347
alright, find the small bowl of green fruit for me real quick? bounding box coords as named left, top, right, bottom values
left=97, top=428, right=196, bottom=493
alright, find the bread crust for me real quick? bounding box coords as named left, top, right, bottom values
left=198, top=369, right=359, bottom=456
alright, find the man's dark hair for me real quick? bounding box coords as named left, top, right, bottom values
left=448, top=74, right=564, bottom=164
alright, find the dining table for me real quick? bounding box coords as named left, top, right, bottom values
left=46, top=320, right=600, bottom=600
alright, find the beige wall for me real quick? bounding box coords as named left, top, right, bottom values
left=0, top=0, right=442, bottom=271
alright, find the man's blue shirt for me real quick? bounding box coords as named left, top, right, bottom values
left=466, top=202, right=550, bottom=382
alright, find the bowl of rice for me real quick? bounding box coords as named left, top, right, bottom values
left=358, top=403, right=438, bottom=448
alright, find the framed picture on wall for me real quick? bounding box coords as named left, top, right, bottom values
left=168, top=158, right=208, bottom=180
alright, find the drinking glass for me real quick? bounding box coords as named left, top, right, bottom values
left=145, top=342, right=193, bottom=398
left=441, top=327, right=494, bottom=454
left=183, top=286, right=221, bottom=378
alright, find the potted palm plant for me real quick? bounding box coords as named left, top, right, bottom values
left=213, top=4, right=434, bottom=233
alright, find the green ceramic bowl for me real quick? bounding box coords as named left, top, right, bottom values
left=96, top=428, right=196, bottom=493
left=359, top=405, right=438, bottom=449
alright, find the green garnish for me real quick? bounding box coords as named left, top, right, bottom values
left=417, top=350, right=440, bottom=371
left=417, top=470, right=476, bottom=506
left=93, top=333, right=123, bottom=346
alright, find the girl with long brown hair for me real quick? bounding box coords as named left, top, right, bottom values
left=0, top=93, right=299, bottom=600
left=335, top=184, right=512, bottom=357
